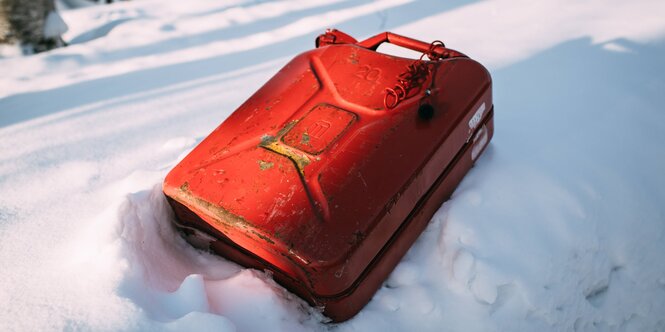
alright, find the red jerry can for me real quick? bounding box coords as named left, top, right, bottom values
left=163, top=29, right=494, bottom=322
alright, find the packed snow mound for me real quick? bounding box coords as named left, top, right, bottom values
left=1, top=0, right=665, bottom=331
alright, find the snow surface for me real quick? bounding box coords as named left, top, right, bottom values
left=2, top=0, right=665, bottom=331
left=43, top=11, right=69, bottom=39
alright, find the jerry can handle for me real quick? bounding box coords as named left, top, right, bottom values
left=357, top=32, right=464, bottom=60
left=317, top=30, right=465, bottom=60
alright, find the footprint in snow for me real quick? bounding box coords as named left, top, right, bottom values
left=584, top=265, right=623, bottom=309
left=452, top=248, right=475, bottom=286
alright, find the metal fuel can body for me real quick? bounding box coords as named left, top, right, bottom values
left=163, top=30, right=494, bottom=322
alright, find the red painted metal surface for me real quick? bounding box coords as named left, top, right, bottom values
left=163, top=29, right=494, bottom=322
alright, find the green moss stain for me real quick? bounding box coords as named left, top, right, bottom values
left=258, top=160, right=274, bottom=170
left=259, top=121, right=311, bottom=174
left=177, top=184, right=249, bottom=230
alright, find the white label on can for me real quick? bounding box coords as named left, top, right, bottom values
left=468, top=102, right=486, bottom=131
left=471, top=124, right=488, bottom=161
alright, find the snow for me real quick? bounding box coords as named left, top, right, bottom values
left=43, top=11, right=69, bottom=39
left=1, top=0, right=665, bottom=331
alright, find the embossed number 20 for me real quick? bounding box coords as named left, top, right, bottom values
left=354, top=65, right=381, bottom=81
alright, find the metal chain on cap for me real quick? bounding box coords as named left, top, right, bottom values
left=384, top=40, right=445, bottom=109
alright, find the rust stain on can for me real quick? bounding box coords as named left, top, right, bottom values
left=251, top=230, right=275, bottom=244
